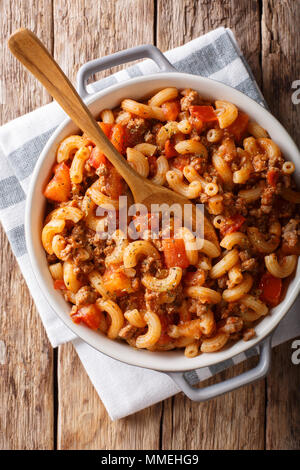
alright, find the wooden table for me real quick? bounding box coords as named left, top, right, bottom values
left=1, top=0, right=299, bottom=450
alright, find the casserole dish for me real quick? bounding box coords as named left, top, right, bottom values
left=25, top=45, right=300, bottom=400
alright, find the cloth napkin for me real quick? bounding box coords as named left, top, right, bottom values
left=0, top=27, right=299, bottom=421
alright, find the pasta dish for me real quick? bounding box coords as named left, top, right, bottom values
left=41, top=87, right=299, bottom=357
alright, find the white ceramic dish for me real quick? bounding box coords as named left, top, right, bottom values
left=25, top=45, right=300, bottom=399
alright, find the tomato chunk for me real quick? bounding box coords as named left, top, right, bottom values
left=53, top=279, right=67, bottom=290
left=44, top=162, right=71, bottom=202
left=156, top=315, right=173, bottom=346
left=71, top=304, right=102, bottom=330
left=227, top=111, right=249, bottom=141
left=189, top=105, right=217, bottom=122
left=259, top=272, right=282, bottom=307
left=89, top=146, right=107, bottom=168
left=105, top=165, right=124, bottom=199
left=99, top=122, right=113, bottom=137
left=110, top=124, right=127, bottom=155
left=162, top=100, right=181, bottom=121
left=164, top=139, right=178, bottom=159
left=162, top=238, right=190, bottom=269
left=220, top=214, right=246, bottom=236
left=267, top=168, right=280, bottom=187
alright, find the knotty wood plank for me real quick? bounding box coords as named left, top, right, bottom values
left=262, top=0, right=300, bottom=449
left=157, top=0, right=265, bottom=450
left=53, top=0, right=162, bottom=449
left=0, top=0, right=54, bottom=450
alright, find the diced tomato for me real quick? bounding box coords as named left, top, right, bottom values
left=189, top=105, right=217, bottom=123
left=162, top=238, right=190, bottom=269
left=53, top=279, right=67, bottom=290
left=162, top=100, right=181, bottom=121
left=44, top=162, right=71, bottom=202
left=89, top=146, right=107, bottom=168
left=156, top=315, right=172, bottom=346
left=267, top=168, right=280, bottom=187
left=227, top=111, right=249, bottom=141
left=105, top=165, right=124, bottom=200
left=164, top=139, right=178, bottom=159
left=102, top=266, right=132, bottom=295
left=220, top=214, right=246, bottom=236
left=99, top=122, right=113, bottom=137
left=110, top=124, right=127, bottom=155
left=89, top=123, right=126, bottom=167
left=259, top=272, right=282, bottom=307
left=171, top=155, right=190, bottom=172
left=71, top=304, right=102, bottom=330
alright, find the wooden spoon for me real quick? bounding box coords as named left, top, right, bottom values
left=8, top=28, right=218, bottom=245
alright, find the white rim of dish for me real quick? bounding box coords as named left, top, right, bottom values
left=25, top=72, right=300, bottom=372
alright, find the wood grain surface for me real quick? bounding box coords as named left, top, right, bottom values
left=0, top=0, right=299, bottom=450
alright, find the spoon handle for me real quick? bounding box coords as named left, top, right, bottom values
left=8, top=28, right=143, bottom=186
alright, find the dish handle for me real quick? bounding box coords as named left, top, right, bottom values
left=77, top=45, right=176, bottom=98
left=166, top=335, right=272, bottom=401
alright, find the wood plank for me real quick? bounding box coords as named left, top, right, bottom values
left=265, top=343, right=300, bottom=449
left=53, top=0, right=162, bottom=450
left=157, top=0, right=262, bottom=85
left=262, top=0, right=300, bottom=146
left=162, top=360, right=265, bottom=450
left=262, top=0, right=300, bottom=449
left=58, top=343, right=162, bottom=450
left=157, top=0, right=266, bottom=450
left=0, top=0, right=54, bottom=450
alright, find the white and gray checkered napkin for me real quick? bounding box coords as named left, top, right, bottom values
left=1, top=27, right=299, bottom=420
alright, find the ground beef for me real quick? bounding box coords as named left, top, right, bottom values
left=234, top=197, right=248, bottom=216
left=261, top=186, right=276, bottom=209
left=252, top=153, right=268, bottom=172
left=282, top=218, right=300, bottom=248
left=69, top=223, right=86, bottom=247
left=141, top=256, right=162, bottom=275
left=241, top=258, right=257, bottom=272
left=118, top=324, right=137, bottom=340
left=145, top=289, right=163, bottom=314
left=47, top=253, right=58, bottom=264
left=75, top=286, right=97, bottom=306
left=189, top=300, right=209, bottom=317
left=219, top=316, right=243, bottom=334
left=219, top=302, right=240, bottom=320
left=243, top=328, right=256, bottom=341
left=144, top=130, right=156, bottom=144
left=180, top=89, right=200, bottom=111
left=126, top=118, right=149, bottom=147
left=239, top=249, right=252, bottom=262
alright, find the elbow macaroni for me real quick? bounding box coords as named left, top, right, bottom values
left=42, top=86, right=299, bottom=357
